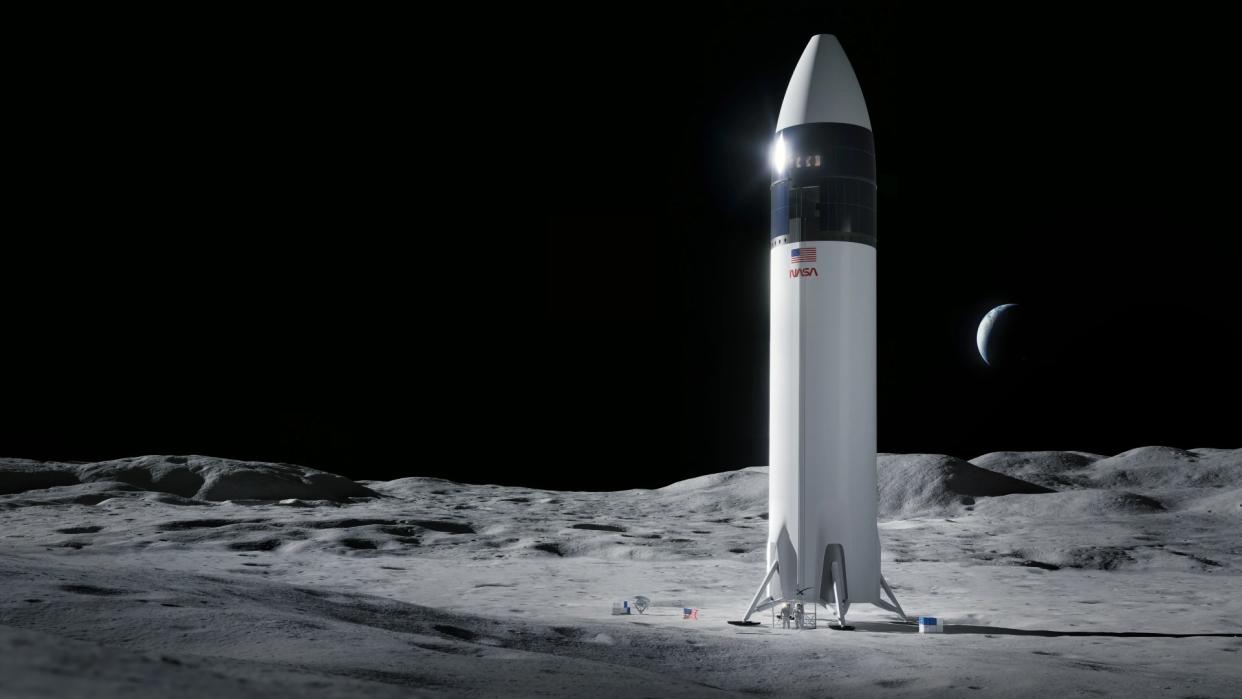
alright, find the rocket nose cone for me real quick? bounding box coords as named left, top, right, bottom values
left=776, top=34, right=871, bottom=132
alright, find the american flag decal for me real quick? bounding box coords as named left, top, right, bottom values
left=790, top=247, right=817, bottom=264
left=683, top=607, right=699, bottom=620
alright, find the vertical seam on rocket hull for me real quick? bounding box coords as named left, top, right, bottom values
left=796, top=252, right=806, bottom=598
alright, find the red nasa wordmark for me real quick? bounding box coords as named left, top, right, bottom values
left=789, top=246, right=818, bottom=278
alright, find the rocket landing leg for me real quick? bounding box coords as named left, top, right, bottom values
left=728, top=560, right=780, bottom=626
left=827, top=573, right=906, bottom=627
left=827, top=560, right=851, bottom=628
left=874, top=574, right=908, bottom=621
left=728, top=549, right=908, bottom=629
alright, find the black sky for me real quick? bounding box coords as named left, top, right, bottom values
left=4, top=3, right=1238, bottom=488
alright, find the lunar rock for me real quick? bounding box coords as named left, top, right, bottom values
left=1, top=448, right=1239, bottom=697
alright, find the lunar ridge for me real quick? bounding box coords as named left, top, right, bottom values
left=1, top=449, right=1239, bottom=697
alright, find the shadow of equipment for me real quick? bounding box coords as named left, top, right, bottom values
left=851, top=622, right=1241, bottom=639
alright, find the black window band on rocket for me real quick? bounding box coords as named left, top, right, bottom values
left=771, top=122, right=877, bottom=248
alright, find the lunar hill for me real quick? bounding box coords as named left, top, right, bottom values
left=0, top=454, right=377, bottom=502
left=1, top=448, right=1239, bottom=697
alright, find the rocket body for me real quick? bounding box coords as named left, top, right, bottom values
left=766, top=35, right=881, bottom=608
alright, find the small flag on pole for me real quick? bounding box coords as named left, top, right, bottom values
left=683, top=607, right=699, bottom=620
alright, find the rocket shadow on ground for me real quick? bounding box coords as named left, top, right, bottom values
left=850, top=622, right=1240, bottom=638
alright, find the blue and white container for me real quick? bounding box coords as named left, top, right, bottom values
left=917, top=616, right=941, bottom=634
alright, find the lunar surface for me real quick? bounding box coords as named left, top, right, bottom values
left=2, top=449, right=1239, bottom=697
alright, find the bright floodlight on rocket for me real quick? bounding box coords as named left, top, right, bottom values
left=731, top=35, right=906, bottom=630
left=770, top=135, right=787, bottom=174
